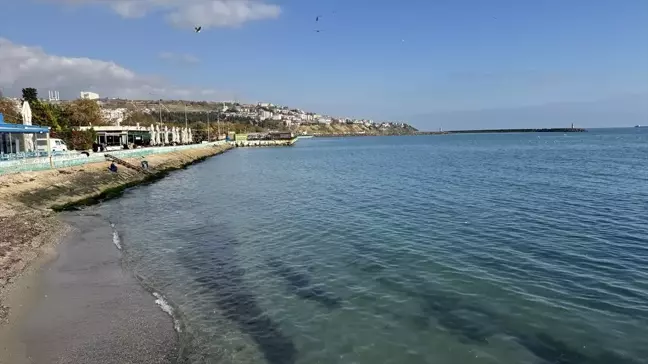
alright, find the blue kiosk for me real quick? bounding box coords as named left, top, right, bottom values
left=0, top=112, right=51, bottom=159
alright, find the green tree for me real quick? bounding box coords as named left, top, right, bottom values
left=21, top=88, right=38, bottom=103
left=192, top=121, right=207, bottom=142
left=0, top=98, right=20, bottom=123
left=31, top=101, right=61, bottom=131
left=62, top=99, right=106, bottom=126
left=52, top=128, right=96, bottom=150
left=122, top=110, right=157, bottom=126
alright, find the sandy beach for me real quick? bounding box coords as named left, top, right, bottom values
left=0, top=144, right=232, bottom=363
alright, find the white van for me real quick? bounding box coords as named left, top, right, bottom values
left=36, top=138, right=68, bottom=152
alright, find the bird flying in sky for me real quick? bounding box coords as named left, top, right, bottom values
left=194, top=26, right=201, bottom=33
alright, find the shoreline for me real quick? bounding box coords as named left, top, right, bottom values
left=16, top=212, right=179, bottom=364
left=312, top=128, right=586, bottom=138
left=0, top=143, right=233, bottom=363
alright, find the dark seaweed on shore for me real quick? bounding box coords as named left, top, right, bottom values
left=266, top=257, right=342, bottom=309
left=50, top=150, right=227, bottom=212
left=179, top=224, right=297, bottom=364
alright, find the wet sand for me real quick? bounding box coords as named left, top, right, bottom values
left=0, top=145, right=233, bottom=363
left=18, top=212, right=178, bottom=364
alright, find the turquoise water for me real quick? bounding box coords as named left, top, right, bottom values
left=95, top=129, right=647, bottom=363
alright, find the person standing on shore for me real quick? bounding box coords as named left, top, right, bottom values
left=140, top=156, right=149, bottom=170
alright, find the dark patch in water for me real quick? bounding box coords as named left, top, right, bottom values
left=359, top=263, right=386, bottom=273
left=516, top=333, right=640, bottom=364
left=180, top=225, right=297, bottom=364
left=419, top=291, right=495, bottom=344
left=267, top=258, right=342, bottom=309
left=374, top=275, right=639, bottom=364
left=517, top=333, right=589, bottom=364
left=375, top=276, right=494, bottom=343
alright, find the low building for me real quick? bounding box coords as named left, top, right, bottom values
left=80, top=91, right=100, bottom=100
left=77, top=125, right=151, bottom=148
left=267, top=132, right=294, bottom=140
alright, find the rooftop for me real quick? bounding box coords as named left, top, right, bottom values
left=0, top=113, right=50, bottom=134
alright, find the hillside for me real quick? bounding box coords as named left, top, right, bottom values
left=297, top=123, right=417, bottom=136
left=96, top=98, right=417, bottom=135
left=100, top=99, right=225, bottom=113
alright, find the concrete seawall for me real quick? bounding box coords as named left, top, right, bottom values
left=0, top=142, right=230, bottom=175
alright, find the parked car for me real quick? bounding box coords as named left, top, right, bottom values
left=36, top=138, right=68, bottom=153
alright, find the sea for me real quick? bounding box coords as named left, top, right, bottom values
left=84, top=128, right=648, bottom=364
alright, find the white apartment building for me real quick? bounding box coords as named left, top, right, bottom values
left=80, top=91, right=100, bottom=100
left=259, top=110, right=272, bottom=120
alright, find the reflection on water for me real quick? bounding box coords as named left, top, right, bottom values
left=89, top=130, right=648, bottom=363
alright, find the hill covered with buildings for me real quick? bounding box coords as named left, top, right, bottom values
left=97, top=98, right=417, bottom=136
left=0, top=88, right=418, bottom=150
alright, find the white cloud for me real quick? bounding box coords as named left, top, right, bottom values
left=47, top=0, right=281, bottom=29
left=0, top=38, right=230, bottom=100
left=166, top=0, right=281, bottom=28
left=158, top=51, right=200, bottom=64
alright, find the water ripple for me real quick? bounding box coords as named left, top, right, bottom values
left=92, top=130, right=648, bottom=364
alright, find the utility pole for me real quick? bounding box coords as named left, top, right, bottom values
left=184, top=104, right=188, bottom=130
left=217, top=110, right=221, bottom=140
left=207, top=111, right=210, bottom=142
left=158, top=99, right=162, bottom=126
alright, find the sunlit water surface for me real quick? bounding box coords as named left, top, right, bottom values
left=85, top=129, right=647, bottom=363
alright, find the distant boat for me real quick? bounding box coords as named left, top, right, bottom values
left=298, top=135, right=314, bottom=139
left=635, top=125, right=641, bottom=128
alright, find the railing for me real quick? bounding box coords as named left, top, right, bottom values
left=0, top=142, right=227, bottom=175
left=0, top=150, right=65, bottom=160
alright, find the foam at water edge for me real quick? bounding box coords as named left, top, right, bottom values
left=153, top=292, right=182, bottom=333
left=110, top=223, right=122, bottom=250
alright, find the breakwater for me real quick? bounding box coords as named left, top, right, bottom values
left=312, top=128, right=586, bottom=138
left=313, top=133, right=409, bottom=138
left=442, top=128, right=586, bottom=134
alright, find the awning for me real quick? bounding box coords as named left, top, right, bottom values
left=0, top=113, right=50, bottom=133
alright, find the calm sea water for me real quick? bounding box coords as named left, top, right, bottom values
left=89, top=129, right=648, bottom=364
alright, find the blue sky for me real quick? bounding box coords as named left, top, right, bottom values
left=0, top=0, right=647, bottom=129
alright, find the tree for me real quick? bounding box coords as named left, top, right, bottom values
left=31, top=102, right=62, bottom=130
left=122, top=110, right=157, bottom=126
left=62, top=99, right=105, bottom=126
left=192, top=121, right=207, bottom=142
left=52, top=128, right=96, bottom=150
left=22, top=88, right=38, bottom=103
left=0, top=98, right=20, bottom=123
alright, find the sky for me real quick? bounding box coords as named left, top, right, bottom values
left=0, top=0, right=647, bottom=129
